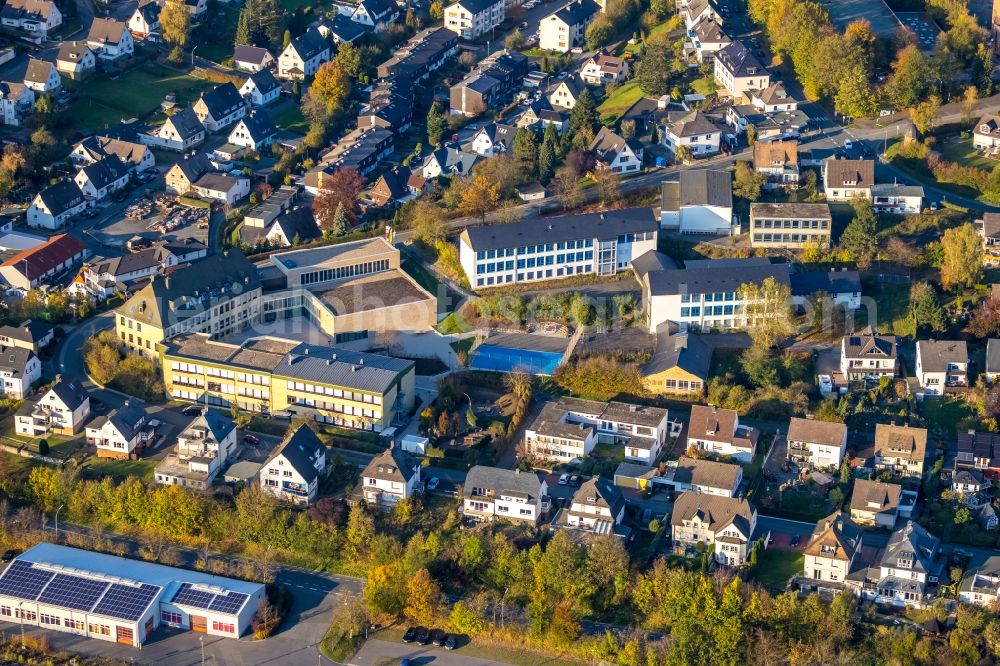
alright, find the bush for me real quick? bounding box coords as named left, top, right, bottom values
left=37, top=439, right=48, bottom=455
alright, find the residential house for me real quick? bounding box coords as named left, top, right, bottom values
left=514, top=182, right=547, bottom=201
left=640, top=326, right=712, bottom=395
left=558, top=477, right=629, bottom=539
left=665, top=456, right=742, bottom=497
left=516, top=98, right=568, bottom=133
left=789, top=269, right=863, bottom=310
left=278, top=28, right=330, bottom=80
left=786, top=417, right=847, bottom=469
left=72, top=135, right=155, bottom=173
left=165, top=153, right=212, bottom=194
left=871, top=183, right=924, bottom=215
left=980, top=213, right=1000, bottom=266
left=344, top=0, right=399, bottom=29
left=685, top=404, right=758, bottom=462
left=450, top=72, right=500, bottom=117
left=960, top=556, right=1000, bottom=606
left=0, top=0, right=60, bottom=38
left=141, top=107, right=206, bottom=151
left=526, top=396, right=670, bottom=464
left=15, top=377, right=90, bottom=437
left=79, top=238, right=208, bottom=299
left=191, top=173, right=251, bottom=206
left=421, top=145, right=480, bottom=179
left=750, top=81, right=798, bottom=112
left=444, top=0, right=504, bottom=38
left=915, top=340, right=968, bottom=395
left=753, top=140, right=798, bottom=187
left=26, top=179, right=86, bottom=230
left=182, top=0, right=207, bottom=17
left=375, top=27, right=457, bottom=81
left=873, top=423, right=928, bottom=480
left=867, top=521, right=943, bottom=607
left=671, top=492, right=758, bottom=565
left=247, top=207, right=320, bottom=248
left=690, top=16, right=730, bottom=63
left=463, top=465, right=548, bottom=523
left=840, top=327, right=898, bottom=381
left=988, top=336, right=1000, bottom=381
left=749, top=202, right=831, bottom=249
left=127, top=1, right=159, bottom=39
left=361, top=446, right=421, bottom=508
left=86, top=18, right=134, bottom=61
left=459, top=206, right=658, bottom=289
left=239, top=69, right=281, bottom=108
left=951, top=467, right=986, bottom=496
left=357, top=93, right=412, bottom=133
left=547, top=78, right=581, bottom=110
left=802, top=512, right=864, bottom=586
left=193, top=82, right=247, bottom=133
left=318, top=13, right=369, bottom=43
left=260, top=425, right=327, bottom=505
left=822, top=157, right=874, bottom=200
left=302, top=126, right=395, bottom=185
left=658, top=169, right=733, bottom=233
left=228, top=110, right=277, bottom=151
left=469, top=122, right=517, bottom=156
left=0, top=81, right=35, bottom=126
left=956, top=430, right=1000, bottom=477
left=0, top=345, right=39, bottom=399
left=154, top=409, right=238, bottom=489
left=73, top=154, right=130, bottom=201
left=538, top=0, right=601, bottom=53
left=233, top=45, right=274, bottom=72
left=661, top=110, right=722, bottom=157
left=0, top=320, right=53, bottom=353
left=974, top=113, right=1000, bottom=153
left=0, top=233, right=88, bottom=290
left=370, top=166, right=419, bottom=207
left=713, top=41, right=769, bottom=101
left=84, top=399, right=151, bottom=459
left=55, top=41, right=96, bottom=79
left=579, top=52, right=628, bottom=85
left=850, top=479, right=904, bottom=528
left=23, top=58, right=60, bottom=92
left=589, top=126, right=643, bottom=174
left=683, top=0, right=718, bottom=29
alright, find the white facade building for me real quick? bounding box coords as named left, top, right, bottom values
left=361, top=446, right=421, bottom=508
left=444, top=0, right=504, bottom=38
left=260, top=425, right=327, bottom=505
left=463, top=465, right=548, bottom=523
left=916, top=340, right=968, bottom=395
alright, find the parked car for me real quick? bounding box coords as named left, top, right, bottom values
left=444, top=634, right=457, bottom=650
left=843, top=140, right=853, bottom=150
left=243, top=434, right=260, bottom=445
left=426, top=477, right=440, bottom=491
left=182, top=406, right=202, bottom=416
left=431, top=629, right=446, bottom=646
left=415, top=627, right=431, bottom=645
left=569, top=474, right=581, bottom=487
left=147, top=419, right=161, bottom=429
left=1, top=549, right=18, bottom=563
left=402, top=627, right=417, bottom=643
left=558, top=473, right=569, bottom=485
left=790, top=534, right=801, bottom=547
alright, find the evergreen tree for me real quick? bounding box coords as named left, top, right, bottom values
left=512, top=127, right=539, bottom=176
left=568, top=88, right=597, bottom=135
left=332, top=202, right=349, bottom=237
left=839, top=199, right=877, bottom=268
left=426, top=103, right=447, bottom=146
left=538, top=137, right=556, bottom=184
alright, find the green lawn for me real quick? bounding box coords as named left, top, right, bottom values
left=598, top=80, right=644, bottom=123
left=66, top=64, right=215, bottom=131
left=752, top=549, right=804, bottom=595
left=921, top=397, right=975, bottom=439
left=80, top=457, right=158, bottom=482
left=436, top=311, right=473, bottom=334
left=863, top=279, right=912, bottom=337
left=934, top=137, right=997, bottom=171
left=691, top=76, right=716, bottom=96
left=271, top=104, right=309, bottom=135
left=193, top=5, right=240, bottom=64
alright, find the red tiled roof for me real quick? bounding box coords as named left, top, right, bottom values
left=3, top=233, right=87, bottom=280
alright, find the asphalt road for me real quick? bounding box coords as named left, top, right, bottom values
left=352, top=638, right=515, bottom=666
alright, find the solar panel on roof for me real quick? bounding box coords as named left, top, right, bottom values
left=171, top=582, right=216, bottom=609
left=38, top=573, right=110, bottom=611
left=208, top=591, right=248, bottom=614
left=0, top=560, right=55, bottom=601
left=92, top=583, right=160, bottom=622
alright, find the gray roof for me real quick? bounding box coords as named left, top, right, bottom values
left=569, top=476, right=624, bottom=517
left=47, top=377, right=88, bottom=410
left=194, top=173, right=241, bottom=193
left=642, top=329, right=712, bottom=379
left=880, top=520, right=941, bottom=575
left=871, top=183, right=924, bottom=198
left=0, top=319, right=52, bottom=345
left=198, top=82, right=245, bottom=120
left=362, top=446, right=418, bottom=483
left=661, top=170, right=732, bottom=210
left=182, top=408, right=235, bottom=445
left=750, top=202, right=829, bottom=220
left=462, top=207, right=658, bottom=252
left=464, top=465, right=543, bottom=500
left=105, top=399, right=147, bottom=441
left=288, top=28, right=329, bottom=61
left=0, top=345, right=35, bottom=376
left=917, top=340, right=968, bottom=373
left=164, top=108, right=206, bottom=141
left=843, top=326, right=896, bottom=360
left=987, top=339, right=1000, bottom=374
left=666, top=110, right=721, bottom=138
left=789, top=269, right=861, bottom=297
left=672, top=456, right=740, bottom=491
left=645, top=259, right=790, bottom=296
left=451, top=0, right=500, bottom=13
left=787, top=417, right=846, bottom=447
left=271, top=346, right=413, bottom=394
left=78, top=154, right=128, bottom=190
left=267, top=425, right=326, bottom=484
left=715, top=40, right=767, bottom=78
left=552, top=0, right=601, bottom=25
left=244, top=69, right=280, bottom=96
left=849, top=479, right=901, bottom=514
left=36, top=179, right=85, bottom=217
left=233, top=45, right=272, bottom=66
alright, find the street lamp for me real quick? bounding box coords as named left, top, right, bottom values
left=17, top=601, right=25, bottom=647
left=54, top=503, right=64, bottom=542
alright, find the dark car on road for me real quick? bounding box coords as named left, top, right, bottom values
left=444, top=634, right=456, bottom=650
left=402, top=627, right=417, bottom=643
left=2, top=550, right=18, bottom=562
left=243, top=434, right=260, bottom=445
left=182, top=406, right=202, bottom=416
left=415, top=627, right=431, bottom=645
left=431, top=629, right=446, bottom=646
left=790, top=534, right=801, bottom=547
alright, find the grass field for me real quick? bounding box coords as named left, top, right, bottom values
left=598, top=80, right=644, bottom=123
left=921, top=397, right=975, bottom=439
left=67, top=64, right=215, bottom=131
left=271, top=104, right=309, bottom=135
left=752, top=549, right=803, bottom=594
left=193, top=6, right=240, bottom=64
left=862, top=279, right=911, bottom=336
left=80, top=457, right=157, bottom=482
left=934, top=137, right=996, bottom=171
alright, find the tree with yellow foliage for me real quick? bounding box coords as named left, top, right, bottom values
left=459, top=175, right=501, bottom=221
left=310, top=60, right=351, bottom=116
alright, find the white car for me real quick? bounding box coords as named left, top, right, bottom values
left=558, top=473, right=569, bottom=485
left=843, top=140, right=853, bottom=150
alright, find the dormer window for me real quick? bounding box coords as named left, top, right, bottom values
left=587, top=495, right=597, bottom=504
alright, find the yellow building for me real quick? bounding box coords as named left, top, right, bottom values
left=160, top=333, right=415, bottom=431
left=115, top=250, right=262, bottom=357
left=641, top=331, right=711, bottom=395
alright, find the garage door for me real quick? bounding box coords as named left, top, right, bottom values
left=191, top=615, right=207, bottom=633
left=116, top=626, right=134, bottom=645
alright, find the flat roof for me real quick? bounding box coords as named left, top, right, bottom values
left=483, top=332, right=571, bottom=353
left=462, top=207, right=658, bottom=252
left=816, top=0, right=900, bottom=36
left=271, top=237, right=395, bottom=273
left=316, top=270, right=434, bottom=313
